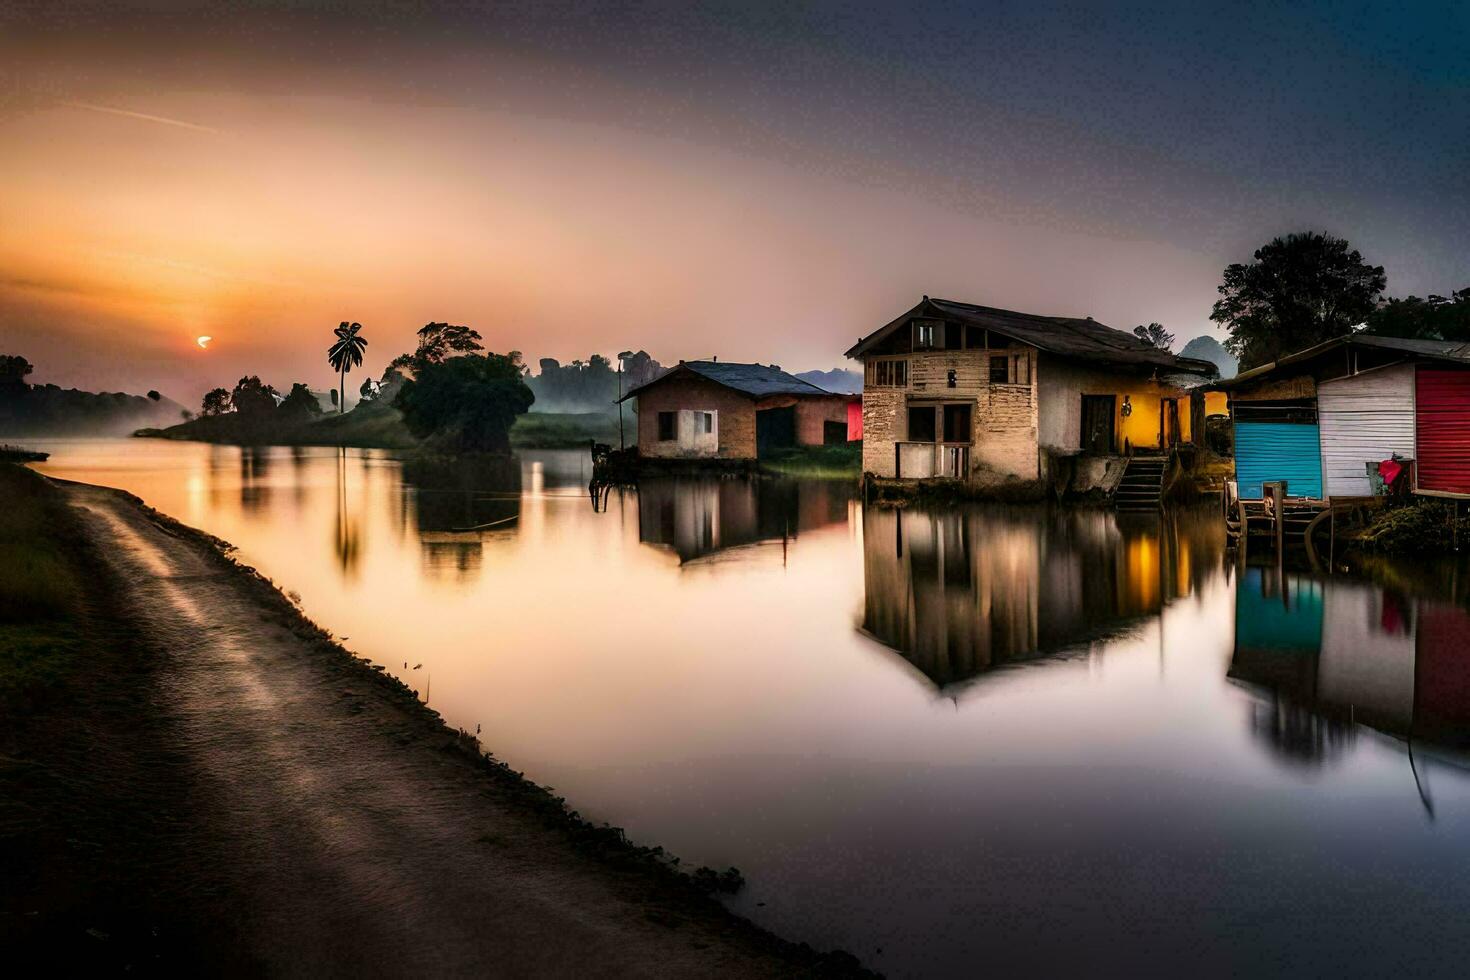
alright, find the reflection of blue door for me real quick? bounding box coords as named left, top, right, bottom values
left=1234, top=422, right=1323, bottom=498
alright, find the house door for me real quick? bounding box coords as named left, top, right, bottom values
left=943, top=404, right=972, bottom=443
left=1081, top=395, right=1117, bottom=454
left=1161, top=398, right=1181, bottom=446
left=756, top=406, right=796, bottom=456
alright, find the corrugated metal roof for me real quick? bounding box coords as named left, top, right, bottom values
left=845, top=297, right=1217, bottom=375
left=618, top=361, right=833, bottom=402
left=1214, top=333, right=1470, bottom=390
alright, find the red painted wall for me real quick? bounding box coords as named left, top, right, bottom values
left=1416, top=368, right=1470, bottom=496
left=847, top=399, right=863, bottom=441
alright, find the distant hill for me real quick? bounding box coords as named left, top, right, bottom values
left=1179, top=335, right=1238, bottom=379
left=0, top=381, right=186, bottom=436
left=796, top=368, right=862, bottom=394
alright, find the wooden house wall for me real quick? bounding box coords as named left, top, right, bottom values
left=1317, top=364, right=1416, bottom=497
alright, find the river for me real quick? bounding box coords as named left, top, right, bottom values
left=26, top=438, right=1470, bottom=977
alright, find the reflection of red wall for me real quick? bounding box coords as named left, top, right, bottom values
left=1416, top=604, right=1470, bottom=729
left=848, top=398, right=863, bottom=441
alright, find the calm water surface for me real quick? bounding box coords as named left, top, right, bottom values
left=28, top=438, right=1470, bottom=977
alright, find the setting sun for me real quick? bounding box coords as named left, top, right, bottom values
left=196, top=336, right=212, bottom=350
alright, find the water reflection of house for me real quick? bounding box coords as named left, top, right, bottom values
left=1230, top=567, right=1470, bottom=767
left=860, top=506, right=1221, bottom=689
left=637, top=477, right=849, bottom=564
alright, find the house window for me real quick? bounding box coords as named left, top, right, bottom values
left=907, top=405, right=937, bottom=442
left=965, top=325, right=984, bottom=349
left=944, top=322, right=962, bottom=350
left=870, top=358, right=909, bottom=387
left=657, top=411, right=676, bottom=441
left=912, top=318, right=941, bottom=350
left=989, top=351, right=1032, bottom=384
left=1012, top=352, right=1031, bottom=385
left=700, top=412, right=714, bottom=434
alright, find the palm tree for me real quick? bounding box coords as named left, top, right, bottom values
left=327, top=321, right=367, bottom=414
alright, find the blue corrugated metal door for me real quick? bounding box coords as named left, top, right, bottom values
left=1234, top=422, right=1323, bottom=498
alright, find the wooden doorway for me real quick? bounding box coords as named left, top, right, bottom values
left=1081, top=395, right=1116, bottom=454
left=943, top=403, right=972, bottom=443
left=756, top=406, right=796, bottom=456
left=1161, top=398, right=1182, bottom=447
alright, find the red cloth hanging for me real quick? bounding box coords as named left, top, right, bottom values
left=1379, top=459, right=1404, bottom=486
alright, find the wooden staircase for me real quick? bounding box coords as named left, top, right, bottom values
left=1114, top=454, right=1167, bottom=512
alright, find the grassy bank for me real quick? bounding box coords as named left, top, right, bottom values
left=510, top=410, right=626, bottom=449
left=758, top=443, right=861, bottom=478
left=0, top=464, right=85, bottom=703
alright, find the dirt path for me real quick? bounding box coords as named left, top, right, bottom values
left=61, top=482, right=857, bottom=977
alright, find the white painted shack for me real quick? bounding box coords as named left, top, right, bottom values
left=1317, top=363, right=1417, bottom=497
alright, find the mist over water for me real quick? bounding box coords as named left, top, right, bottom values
left=28, top=439, right=1470, bottom=977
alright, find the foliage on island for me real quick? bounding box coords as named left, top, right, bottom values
left=394, top=353, right=535, bottom=454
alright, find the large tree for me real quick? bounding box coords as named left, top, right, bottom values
left=1132, top=323, right=1174, bottom=350
left=409, top=322, right=483, bottom=368
left=230, top=376, right=279, bottom=418
left=1362, top=288, right=1470, bottom=343
left=1210, top=232, right=1385, bottom=369
left=280, top=382, right=324, bottom=418
left=394, top=352, right=534, bottom=453
left=0, top=354, right=33, bottom=386
left=201, top=387, right=231, bottom=416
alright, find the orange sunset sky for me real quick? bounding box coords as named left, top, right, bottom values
left=3, top=3, right=1466, bottom=402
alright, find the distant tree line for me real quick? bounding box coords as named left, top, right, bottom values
left=0, top=354, right=182, bottom=436
left=525, top=350, right=664, bottom=413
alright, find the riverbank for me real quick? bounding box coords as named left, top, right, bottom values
left=0, top=465, right=867, bottom=975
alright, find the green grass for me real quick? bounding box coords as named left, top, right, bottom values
left=0, top=464, right=85, bottom=702
left=759, top=442, right=861, bottom=478
left=510, top=411, right=626, bottom=449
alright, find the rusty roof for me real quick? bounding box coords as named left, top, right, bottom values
left=618, top=360, right=837, bottom=402
left=846, top=297, right=1216, bottom=375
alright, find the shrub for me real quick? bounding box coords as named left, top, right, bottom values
left=1358, top=501, right=1470, bottom=556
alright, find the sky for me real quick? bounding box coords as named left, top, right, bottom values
left=2, top=1, right=1467, bottom=403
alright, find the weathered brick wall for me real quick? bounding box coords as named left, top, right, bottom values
left=635, top=376, right=757, bottom=458
left=791, top=395, right=850, bottom=445
left=862, top=387, right=904, bottom=476
left=859, top=345, right=1040, bottom=482
left=973, top=377, right=1040, bottom=483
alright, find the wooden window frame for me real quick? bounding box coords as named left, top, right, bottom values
left=869, top=357, right=909, bottom=388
